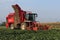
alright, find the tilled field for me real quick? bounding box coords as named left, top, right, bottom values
left=0, top=29, right=60, bottom=40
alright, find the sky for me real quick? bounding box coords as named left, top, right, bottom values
left=0, top=0, right=60, bottom=23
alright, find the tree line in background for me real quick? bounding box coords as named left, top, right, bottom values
left=0, top=22, right=5, bottom=26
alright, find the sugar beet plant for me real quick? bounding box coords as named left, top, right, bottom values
left=0, top=29, right=60, bottom=40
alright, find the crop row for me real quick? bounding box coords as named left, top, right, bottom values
left=0, top=29, right=60, bottom=40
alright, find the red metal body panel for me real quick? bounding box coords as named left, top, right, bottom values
left=6, top=23, right=9, bottom=28
left=19, top=10, right=26, bottom=23
left=8, top=17, right=14, bottom=23
left=6, top=13, right=14, bottom=24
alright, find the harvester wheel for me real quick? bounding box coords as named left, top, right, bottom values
left=21, top=23, right=26, bottom=30
left=10, top=24, right=14, bottom=29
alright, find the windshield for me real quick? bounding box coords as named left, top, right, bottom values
left=25, top=13, right=37, bottom=21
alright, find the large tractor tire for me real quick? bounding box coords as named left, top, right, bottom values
left=10, top=24, right=14, bottom=29
left=21, top=23, right=26, bottom=30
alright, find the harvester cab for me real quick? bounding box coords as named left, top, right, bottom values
left=25, top=13, right=37, bottom=21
